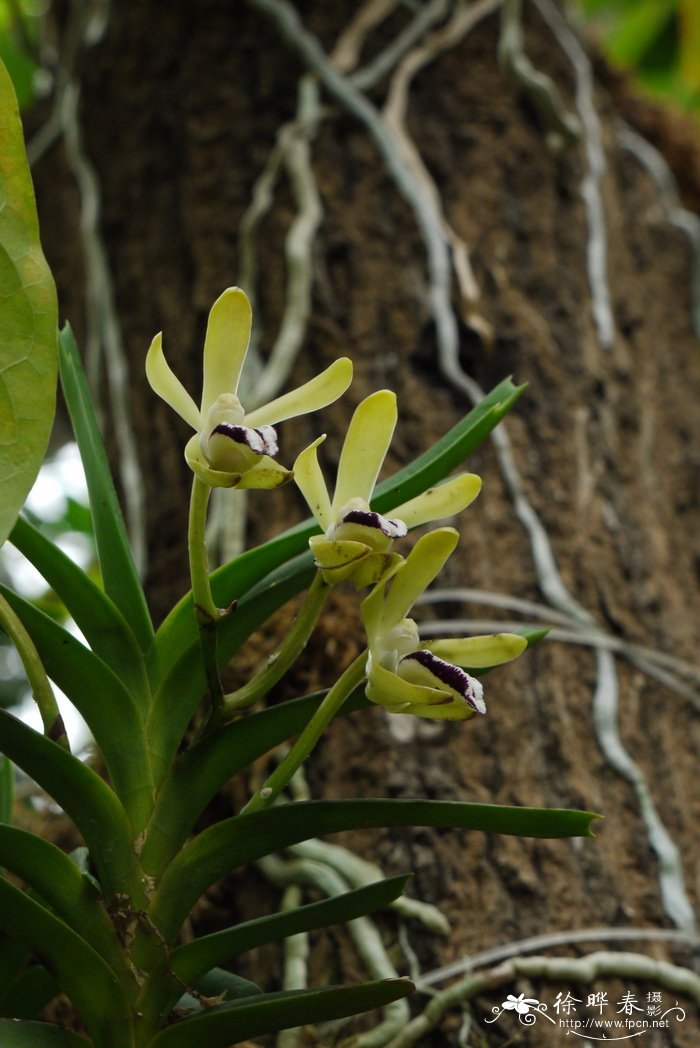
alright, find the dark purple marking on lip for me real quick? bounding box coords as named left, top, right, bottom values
left=211, top=423, right=278, bottom=457
left=341, top=509, right=407, bottom=538
left=401, top=649, right=485, bottom=713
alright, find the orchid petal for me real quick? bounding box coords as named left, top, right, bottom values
left=332, top=390, right=397, bottom=514
left=427, top=633, right=527, bottom=668
left=380, top=528, right=458, bottom=631
left=185, top=434, right=242, bottom=488
left=245, top=357, right=353, bottom=427
left=146, top=333, right=201, bottom=431
left=360, top=577, right=388, bottom=639
left=294, top=436, right=332, bottom=529
left=392, top=473, right=482, bottom=528
left=236, top=454, right=293, bottom=490
left=394, top=699, right=477, bottom=721
left=367, top=659, right=450, bottom=709
left=351, top=551, right=403, bottom=591
left=201, top=288, right=252, bottom=414
left=309, top=536, right=370, bottom=582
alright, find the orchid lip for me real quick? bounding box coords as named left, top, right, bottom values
left=400, top=650, right=486, bottom=713
left=340, top=508, right=407, bottom=538
left=210, top=422, right=279, bottom=457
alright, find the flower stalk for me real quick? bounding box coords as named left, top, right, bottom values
left=223, top=571, right=331, bottom=716
left=187, top=475, right=225, bottom=714
left=241, top=652, right=368, bottom=815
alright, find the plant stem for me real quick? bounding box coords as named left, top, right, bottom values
left=241, top=652, right=367, bottom=815
left=0, top=592, right=69, bottom=749
left=187, top=476, right=225, bottom=714
left=222, top=571, right=331, bottom=716
left=188, top=476, right=218, bottom=622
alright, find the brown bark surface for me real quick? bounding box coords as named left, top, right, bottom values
left=31, top=1, right=700, bottom=1044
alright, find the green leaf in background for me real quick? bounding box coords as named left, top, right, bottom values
left=0, top=965, right=60, bottom=1020
left=0, top=876, right=132, bottom=1046
left=151, top=979, right=415, bottom=1048
left=0, top=754, right=12, bottom=824
left=9, top=514, right=149, bottom=706
left=0, top=584, right=154, bottom=834
left=0, top=59, right=58, bottom=548
left=0, top=1020, right=90, bottom=1047
left=0, top=706, right=139, bottom=902
left=58, top=325, right=153, bottom=653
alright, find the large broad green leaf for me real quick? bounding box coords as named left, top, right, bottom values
left=143, top=688, right=368, bottom=874
left=0, top=61, right=58, bottom=548
left=0, top=707, right=138, bottom=902
left=0, top=1021, right=90, bottom=1047
left=151, top=799, right=598, bottom=941
left=58, top=325, right=153, bottom=653
left=173, top=874, right=410, bottom=984
left=0, top=876, right=132, bottom=1047
left=149, top=377, right=524, bottom=681
left=151, top=979, right=415, bottom=1048
left=10, top=515, right=150, bottom=706
left=0, top=584, right=154, bottom=833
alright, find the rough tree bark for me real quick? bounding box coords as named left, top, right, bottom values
left=30, top=0, right=700, bottom=1044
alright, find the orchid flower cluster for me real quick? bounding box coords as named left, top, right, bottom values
left=148, top=286, right=527, bottom=725
left=0, top=67, right=597, bottom=1046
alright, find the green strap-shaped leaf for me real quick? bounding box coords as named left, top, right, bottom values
left=151, top=798, right=598, bottom=942
left=0, top=965, right=60, bottom=1019
left=0, top=585, right=154, bottom=833
left=143, top=688, right=369, bottom=875
left=372, top=378, right=524, bottom=510
left=0, top=934, right=28, bottom=989
left=58, top=325, right=153, bottom=653
left=173, top=874, right=410, bottom=983
left=0, top=876, right=132, bottom=1047
left=146, top=559, right=315, bottom=786
left=0, top=825, right=129, bottom=980
left=0, top=61, right=58, bottom=549
left=10, top=515, right=150, bottom=708
left=148, top=377, right=524, bottom=681
left=0, top=707, right=139, bottom=902
left=151, top=978, right=414, bottom=1048
left=0, top=1021, right=90, bottom=1047
left=0, top=754, right=13, bottom=824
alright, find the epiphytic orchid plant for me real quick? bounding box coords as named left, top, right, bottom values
left=0, top=67, right=597, bottom=1048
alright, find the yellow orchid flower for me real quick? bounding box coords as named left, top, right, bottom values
left=360, top=528, right=527, bottom=719
left=146, top=287, right=353, bottom=488
left=294, top=390, right=482, bottom=586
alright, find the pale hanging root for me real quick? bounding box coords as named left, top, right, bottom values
left=276, top=884, right=309, bottom=1048
left=419, top=924, right=700, bottom=987
left=498, top=0, right=580, bottom=149
left=533, top=0, right=615, bottom=352
left=382, top=0, right=503, bottom=343
left=28, top=0, right=149, bottom=576
left=259, top=852, right=411, bottom=1048
left=330, top=0, right=400, bottom=73
left=616, top=120, right=700, bottom=338
left=385, top=950, right=700, bottom=1048
left=417, top=587, right=700, bottom=702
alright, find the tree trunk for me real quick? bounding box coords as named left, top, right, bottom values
left=31, top=0, right=700, bottom=1044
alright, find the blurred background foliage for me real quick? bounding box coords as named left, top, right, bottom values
left=577, top=0, right=700, bottom=115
